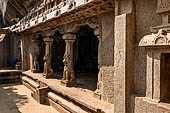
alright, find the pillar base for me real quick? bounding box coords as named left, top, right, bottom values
left=42, top=73, right=53, bottom=79
left=93, top=90, right=101, bottom=100
left=60, top=80, right=76, bottom=87
left=32, top=69, right=40, bottom=73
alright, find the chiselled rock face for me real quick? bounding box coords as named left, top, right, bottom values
left=0, top=0, right=43, bottom=25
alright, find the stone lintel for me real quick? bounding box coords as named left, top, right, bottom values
left=62, top=33, right=76, bottom=40
left=139, top=29, right=170, bottom=47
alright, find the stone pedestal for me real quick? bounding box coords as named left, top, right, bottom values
left=31, top=39, right=40, bottom=73
left=31, top=86, right=49, bottom=104
left=61, top=33, right=76, bottom=87
left=43, top=37, right=53, bottom=79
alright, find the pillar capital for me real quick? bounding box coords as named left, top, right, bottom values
left=62, top=33, right=76, bottom=40
left=43, top=37, right=54, bottom=42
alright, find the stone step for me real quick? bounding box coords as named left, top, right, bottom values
left=21, top=76, right=39, bottom=91
left=48, top=92, right=89, bottom=113
left=22, top=71, right=114, bottom=113
left=0, top=71, right=22, bottom=84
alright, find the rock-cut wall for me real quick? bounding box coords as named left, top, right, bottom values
left=0, top=0, right=43, bottom=68
left=0, top=0, right=43, bottom=25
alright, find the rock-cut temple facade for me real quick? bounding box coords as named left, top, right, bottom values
left=1, top=0, right=170, bottom=113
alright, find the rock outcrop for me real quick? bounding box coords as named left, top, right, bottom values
left=0, top=0, right=43, bottom=26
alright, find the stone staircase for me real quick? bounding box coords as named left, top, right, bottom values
left=21, top=72, right=114, bottom=113
left=47, top=92, right=89, bottom=113
left=0, top=70, right=22, bottom=84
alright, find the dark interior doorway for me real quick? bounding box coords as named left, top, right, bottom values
left=52, top=31, right=65, bottom=79
left=38, top=34, right=45, bottom=72
left=74, top=25, right=99, bottom=91
left=160, top=53, right=170, bottom=102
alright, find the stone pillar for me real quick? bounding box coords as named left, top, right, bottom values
left=20, top=40, right=24, bottom=70
left=94, top=35, right=102, bottom=100
left=31, top=39, right=40, bottom=73
left=114, top=13, right=135, bottom=113
left=61, top=33, right=76, bottom=87
left=43, top=37, right=53, bottom=78
left=22, top=35, right=31, bottom=71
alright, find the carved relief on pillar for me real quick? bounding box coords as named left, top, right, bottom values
left=31, top=39, right=40, bottom=73
left=157, top=0, right=170, bottom=14
left=43, top=37, right=54, bottom=78
left=61, top=33, right=76, bottom=87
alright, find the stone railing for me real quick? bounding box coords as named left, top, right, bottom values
left=19, top=0, right=92, bottom=32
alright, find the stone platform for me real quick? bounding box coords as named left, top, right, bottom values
left=22, top=71, right=114, bottom=113
left=0, top=70, right=114, bottom=113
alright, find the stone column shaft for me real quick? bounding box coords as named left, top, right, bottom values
left=31, top=39, right=40, bottom=73
left=43, top=37, right=53, bottom=78
left=61, top=33, right=76, bottom=87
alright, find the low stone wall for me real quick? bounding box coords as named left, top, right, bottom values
left=131, top=95, right=170, bottom=113
left=0, top=70, right=22, bottom=84
left=100, top=66, right=114, bottom=104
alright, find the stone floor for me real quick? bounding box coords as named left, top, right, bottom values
left=0, top=83, right=59, bottom=113
left=54, top=71, right=98, bottom=91
left=23, top=71, right=114, bottom=113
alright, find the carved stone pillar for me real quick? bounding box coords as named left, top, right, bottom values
left=43, top=37, right=53, bottom=78
left=61, top=33, right=76, bottom=87
left=31, top=39, right=40, bottom=73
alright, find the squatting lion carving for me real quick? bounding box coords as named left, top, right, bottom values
left=43, top=38, right=53, bottom=78
left=62, top=54, right=75, bottom=82
left=43, top=53, right=53, bottom=76
left=32, top=40, right=40, bottom=73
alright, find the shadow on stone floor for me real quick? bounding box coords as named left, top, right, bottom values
left=53, top=71, right=98, bottom=91
left=0, top=83, right=29, bottom=113
left=75, top=72, right=97, bottom=91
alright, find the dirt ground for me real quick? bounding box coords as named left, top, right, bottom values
left=0, top=83, right=59, bottom=113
